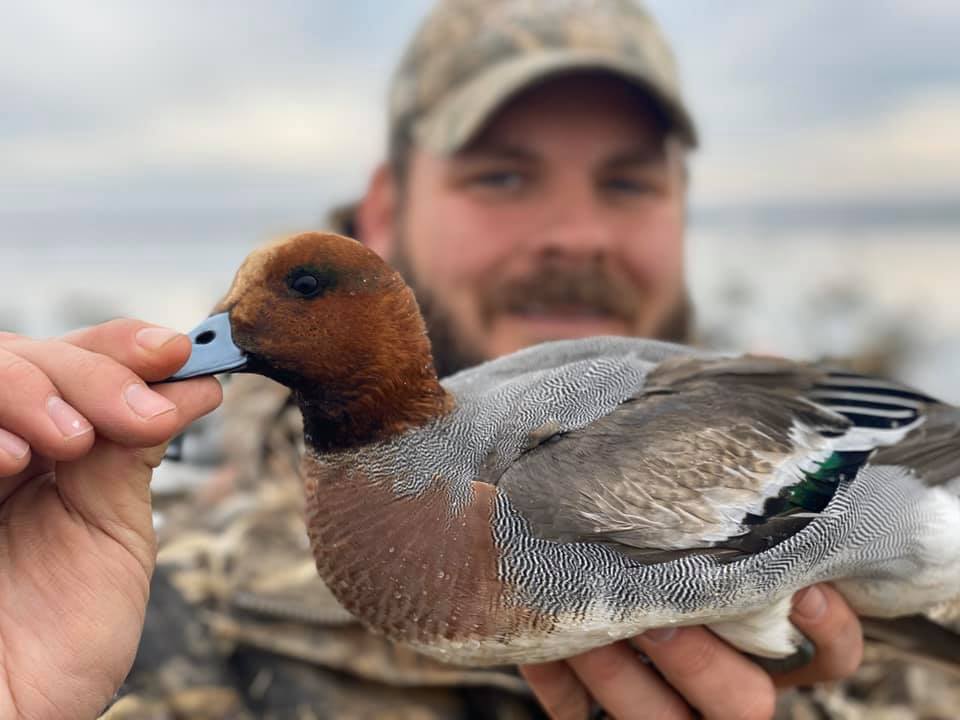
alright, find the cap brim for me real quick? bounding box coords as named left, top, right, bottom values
left=413, top=50, right=698, bottom=154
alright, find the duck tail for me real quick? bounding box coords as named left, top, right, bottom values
left=861, top=615, right=960, bottom=676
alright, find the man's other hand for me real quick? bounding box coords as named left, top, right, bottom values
left=521, top=583, right=863, bottom=719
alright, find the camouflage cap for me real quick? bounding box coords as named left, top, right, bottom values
left=389, top=0, right=698, bottom=155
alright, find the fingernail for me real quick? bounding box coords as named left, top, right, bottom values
left=793, top=586, right=827, bottom=621
left=124, top=383, right=176, bottom=420
left=46, top=396, right=94, bottom=439
left=643, top=627, right=677, bottom=644
left=135, top=327, right=182, bottom=351
left=0, top=428, right=29, bottom=459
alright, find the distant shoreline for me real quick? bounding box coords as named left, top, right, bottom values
left=2, top=198, right=960, bottom=240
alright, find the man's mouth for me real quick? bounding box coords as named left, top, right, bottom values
left=480, top=258, right=641, bottom=337
left=506, top=301, right=619, bottom=320
left=496, top=302, right=632, bottom=339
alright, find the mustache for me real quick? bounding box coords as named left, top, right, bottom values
left=480, top=259, right=641, bottom=323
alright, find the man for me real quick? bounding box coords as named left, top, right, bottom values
left=0, top=1, right=864, bottom=718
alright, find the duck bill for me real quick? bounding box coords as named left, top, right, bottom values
left=167, top=312, right=248, bottom=380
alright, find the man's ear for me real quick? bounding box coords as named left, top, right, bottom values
left=357, top=163, right=397, bottom=260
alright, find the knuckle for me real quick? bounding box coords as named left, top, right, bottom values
left=0, top=352, right=47, bottom=391
left=648, top=698, right=694, bottom=720
left=810, top=607, right=864, bottom=681
left=71, top=352, right=107, bottom=388
left=104, top=317, right=152, bottom=353
left=102, top=317, right=138, bottom=333
left=57, top=340, right=132, bottom=389
left=86, top=317, right=134, bottom=340
left=581, top=645, right=630, bottom=680
left=545, top=693, right=587, bottom=720
left=825, top=631, right=863, bottom=680
left=525, top=669, right=589, bottom=720
left=62, top=317, right=131, bottom=349
left=732, top=687, right=777, bottom=720
left=672, top=631, right=721, bottom=678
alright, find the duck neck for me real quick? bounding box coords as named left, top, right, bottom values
left=291, top=341, right=452, bottom=453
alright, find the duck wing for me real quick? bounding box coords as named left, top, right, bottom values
left=497, top=356, right=941, bottom=564
left=871, top=401, right=960, bottom=487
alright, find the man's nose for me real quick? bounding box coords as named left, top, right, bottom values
left=533, top=185, right=614, bottom=258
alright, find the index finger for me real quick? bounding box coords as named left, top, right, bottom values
left=0, top=320, right=198, bottom=458
left=61, top=318, right=193, bottom=381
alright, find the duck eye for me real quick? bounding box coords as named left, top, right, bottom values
left=290, top=275, right=320, bottom=295
left=291, top=273, right=319, bottom=296
left=286, top=266, right=338, bottom=299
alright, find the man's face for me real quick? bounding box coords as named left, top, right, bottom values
left=379, top=74, right=689, bottom=375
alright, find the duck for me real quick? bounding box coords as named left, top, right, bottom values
left=168, top=231, right=960, bottom=667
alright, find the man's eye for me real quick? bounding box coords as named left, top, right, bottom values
left=471, top=171, right=524, bottom=189
left=603, top=177, right=656, bottom=193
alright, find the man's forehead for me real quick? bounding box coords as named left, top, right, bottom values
left=452, top=141, right=668, bottom=165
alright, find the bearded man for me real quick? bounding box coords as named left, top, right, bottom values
left=0, top=2, right=864, bottom=719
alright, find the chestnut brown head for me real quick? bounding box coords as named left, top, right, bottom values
left=171, top=232, right=448, bottom=448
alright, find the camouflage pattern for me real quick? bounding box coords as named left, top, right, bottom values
left=389, top=0, right=698, bottom=154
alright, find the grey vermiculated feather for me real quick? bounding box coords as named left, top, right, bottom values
left=349, top=337, right=960, bottom=662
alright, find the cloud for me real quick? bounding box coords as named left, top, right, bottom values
left=0, top=1, right=423, bottom=209
left=694, top=86, right=960, bottom=204
left=1, top=1, right=958, bottom=212
left=650, top=0, right=959, bottom=130
left=3, top=89, right=381, bottom=177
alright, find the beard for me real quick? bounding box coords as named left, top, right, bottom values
left=390, top=239, right=489, bottom=378
left=389, top=235, right=693, bottom=378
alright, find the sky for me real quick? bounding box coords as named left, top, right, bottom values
left=2, top=0, right=959, bottom=217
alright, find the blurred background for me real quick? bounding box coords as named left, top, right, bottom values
left=1, top=1, right=958, bottom=401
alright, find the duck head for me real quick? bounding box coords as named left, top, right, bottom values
left=171, top=231, right=450, bottom=449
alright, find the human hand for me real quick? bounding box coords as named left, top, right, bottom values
left=521, top=583, right=863, bottom=719
left=0, top=320, right=221, bottom=720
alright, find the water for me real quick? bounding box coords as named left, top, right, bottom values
left=688, top=223, right=960, bottom=401
left=1, top=210, right=957, bottom=401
